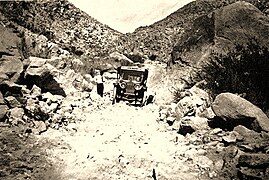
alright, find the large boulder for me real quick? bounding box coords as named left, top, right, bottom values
left=0, top=25, right=21, bottom=57
left=212, top=93, right=269, bottom=132
left=0, top=81, right=25, bottom=97
left=171, top=1, right=269, bottom=67
left=0, top=56, right=23, bottom=84
left=23, top=32, right=50, bottom=58
left=24, top=56, right=66, bottom=96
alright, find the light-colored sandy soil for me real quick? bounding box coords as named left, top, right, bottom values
left=39, top=62, right=211, bottom=180
left=42, top=102, right=203, bottom=180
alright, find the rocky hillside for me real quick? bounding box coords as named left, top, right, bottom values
left=1, top=1, right=269, bottom=180
left=171, top=0, right=269, bottom=67
left=117, top=0, right=269, bottom=63
left=1, top=0, right=268, bottom=66
left=0, top=0, right=122, bottom=63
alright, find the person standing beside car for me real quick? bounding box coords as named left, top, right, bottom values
left=95, top=70, right=104, bottom=97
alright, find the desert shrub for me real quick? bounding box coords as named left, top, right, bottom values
left=197, top=40, right=269, bottom=109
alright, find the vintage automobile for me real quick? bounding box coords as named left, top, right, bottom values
left=112, top=65, right=148, bottom=106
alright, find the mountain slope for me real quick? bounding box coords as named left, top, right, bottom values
left=171, top=1, right=269, bottom=67
left=0, top=0, right=122, bottom=61
left=117, top=0, right=269, bottom=63
left=1, top=0, right=268, bottom=67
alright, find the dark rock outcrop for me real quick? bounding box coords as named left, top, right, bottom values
left=0, top=56, right=23, bottom=84
left=0, top=25, right=23, bottom=84
left=0, top=105, right=9, bottom=121
left=237, top=153, right=269, bottom=180
left=0, top=91, right=4, bottom=104
left=0, top=25, right=22, bottom=57
left=171, top=1, right=269, bottom=67
left=212, top=93, right=269, bottom=132
left=238, top=153, right=269, bottom=168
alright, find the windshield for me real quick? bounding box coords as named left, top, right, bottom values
left=121, top=70, right=144, bottom=82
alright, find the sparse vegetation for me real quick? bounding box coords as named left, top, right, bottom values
left=196, top=40, right=269, bottom=110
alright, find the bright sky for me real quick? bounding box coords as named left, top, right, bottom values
left=68, top=0, right=194, bottom=33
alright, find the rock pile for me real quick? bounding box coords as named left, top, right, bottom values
left=158, top=86, right=211, bottom=134
left=158, top=87, right=269, bottom=179
left=0, top=23, right=96, bottom=134
left=1, top=62, right=94, bottom=134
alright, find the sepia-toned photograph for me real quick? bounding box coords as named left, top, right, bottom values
left=0, top=0, right=269, bottom=179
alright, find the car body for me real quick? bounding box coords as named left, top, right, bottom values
left=113, top=65, right=148, bottom=106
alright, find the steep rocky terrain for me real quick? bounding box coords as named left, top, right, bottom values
left=1, top=0, right=269, bottom=179
left=118, top=0, right=269, bottom=63
left=172, top=0, right=269, bottom=67
left=0, top=0, right=122, bottom=66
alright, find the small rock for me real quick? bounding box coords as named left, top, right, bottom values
left=32, top=121, right=47, bottom=134
left=21, top=86, right=31, bottom=96
left=4, top=96, right=22, bottom=108
left=39, top=101, right=50, bottom=114
left=25, top=98, right=39, bottom=115
left=30, top=84, right=42, bottom=97
left=166, top=116, right=176, bottom=126
left=210, top=128, right=223, bottom=135
left=225, top=146, right=239, bottom=159
left=49, top=103, right=59, bottom=113
left=238, top=153, right=269, bottom=168
left=0, top=104, right=9, bottom=121
left=214, top=159, right=224, bottom=171
left=8, top=107, right=24, bottom=125
left=71, top=58, right=84, bottom=72
left=222, top=132, right=237, bottom=144
left=197, top=149, right=207, bottom=155
left=233, top=125, right=257, bottom=136
left=0, top=92, right=5, bottom=105
left=238, top=144, right=255, bottom=152
left=238, top=167, right=264, bottom=180
left=193, top=155, right=213, bottom=169
left=8, top=107, right=24, bottom=120
left=178, top=116, right=209, bottom=135
left=197, top=107, right=215, bottom=119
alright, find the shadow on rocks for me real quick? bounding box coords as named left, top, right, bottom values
left=0, top=125, right=61, bottom=180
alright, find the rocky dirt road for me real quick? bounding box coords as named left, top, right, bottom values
left=42, top=101, right=204, bottom=180
left=38, top=62, right=210, bottom=180
left=0, top=61, right=224, bottom=180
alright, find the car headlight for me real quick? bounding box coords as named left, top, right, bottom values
left=134, top=84, right=142, bottom=90
left=120, top=82, right=126, bottom=89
